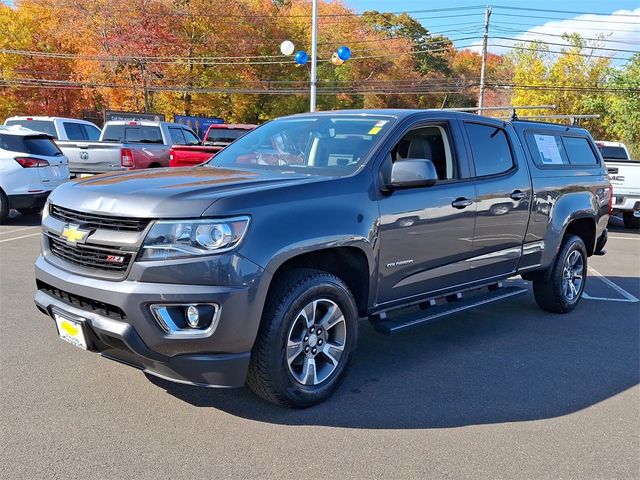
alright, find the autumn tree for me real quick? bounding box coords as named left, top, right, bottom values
left=510, top=34, right=612, bottom=136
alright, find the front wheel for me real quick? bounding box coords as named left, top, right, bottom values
left=533, top=234, right=587, bottom=313
left=247, top=268, right=358, bottom=408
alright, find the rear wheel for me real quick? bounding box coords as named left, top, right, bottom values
left=247, top=268, right=358, bottom=408
left=533, top=234, right=587, bottom=313
left=623, top=212, right=639, bottom=229
left=0, top=190, right=8, bottom=224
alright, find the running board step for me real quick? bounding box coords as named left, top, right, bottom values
left=373, top=286, right=528, bottom=335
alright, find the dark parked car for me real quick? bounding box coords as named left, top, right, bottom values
left=34, top=110, right=611, bottom=407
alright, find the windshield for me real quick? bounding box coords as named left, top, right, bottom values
left=208, top=115, right=393, bottom=175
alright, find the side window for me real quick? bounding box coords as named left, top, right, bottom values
left=168, top=127, right=186, bottom=145
left=63, top=122, right=87, bottom=140
left=140, top=126, right=163, bottom=143
left=525, top=133, right=569, bottom=165
left=182, top=129, right=201, bottom=146
left=562, top=137, right=599, bottom=165
left=391, top=124, right=458, bottom=181
left=464, top=123, right=514, bottom=177
left=82, top=125, right=101, bottom=141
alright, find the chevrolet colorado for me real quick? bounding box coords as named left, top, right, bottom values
left=34, top=110, right=611, bottom=407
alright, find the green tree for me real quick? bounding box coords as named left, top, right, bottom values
left=605, top=54, right=640, bottom=157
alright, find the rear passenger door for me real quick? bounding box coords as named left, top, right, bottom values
left=463, top=121, right=532, bottom=279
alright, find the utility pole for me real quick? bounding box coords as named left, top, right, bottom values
left=310, top=0, right=319, bottom=112
left=478, top=5, right=492, bottom=113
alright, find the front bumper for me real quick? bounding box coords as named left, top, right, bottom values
left=34, top=254, right=266, bottom=387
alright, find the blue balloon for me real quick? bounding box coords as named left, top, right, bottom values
left=337, top=46, right=351, bottom=61
left=294, top=50, right=308, bottom=65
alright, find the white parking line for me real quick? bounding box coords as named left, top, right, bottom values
left=608, top=236, right=640, bottom=241
left=0, top=232, right=41, bottom=243
left=0, top=226, right=39, bottom=235
left=583, top=266, right=639, bottom=303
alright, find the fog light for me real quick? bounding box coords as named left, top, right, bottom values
left=186, top=305, right=200, bottom=328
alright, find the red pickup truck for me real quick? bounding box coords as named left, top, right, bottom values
left=169, top=123, right=257, bottom=167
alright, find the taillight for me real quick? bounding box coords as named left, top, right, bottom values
left=608, top=182, right=614, bottom=216
left=14, top=157, right=49, bottom=168
left=121, top=148, right=134, bottom=167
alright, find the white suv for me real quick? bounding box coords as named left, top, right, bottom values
left=0, top=125, right=70, bottom=223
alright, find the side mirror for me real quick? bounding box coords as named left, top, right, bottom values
left=386, top=159, right=438, bottom=190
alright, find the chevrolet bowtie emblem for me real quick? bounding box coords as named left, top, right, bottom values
left=61, top=224, right=90, bottom=245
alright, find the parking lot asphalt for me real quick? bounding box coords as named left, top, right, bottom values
left=1, top=213, right=638, bottom=479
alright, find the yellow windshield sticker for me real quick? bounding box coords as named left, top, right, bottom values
left=368, top=126, right=382, bottom=135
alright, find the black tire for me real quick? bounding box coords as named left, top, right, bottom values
left=0, top=189, right=8, bottom=224
left=623, top=212, right=639, bottom=229
left=533, top=234, right=588, bottom=313
left=247, top=268, right=358, bottom=408
left=17, top=207, right=42, bottom=217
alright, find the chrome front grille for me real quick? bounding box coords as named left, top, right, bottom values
left=48, top=235, right=134, bottom=273
left=50, top=204, right=151, bottom=232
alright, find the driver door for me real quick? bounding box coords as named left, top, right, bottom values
left=376, top=120, right=477, bottom=306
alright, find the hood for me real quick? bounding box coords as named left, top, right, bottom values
left=48, top=166, right=321, bottom=218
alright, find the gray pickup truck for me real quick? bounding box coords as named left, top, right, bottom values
left=34, top=109, right=611, bottom=407
left=59, top=120, right=200, bottom=176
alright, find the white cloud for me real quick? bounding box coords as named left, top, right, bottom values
left=467, top=8, right=640, bottom=64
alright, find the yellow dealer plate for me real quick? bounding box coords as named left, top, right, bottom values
left=54, top=313, right=88, bottom=350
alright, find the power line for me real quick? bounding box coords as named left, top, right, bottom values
left=491, top=6, right=640, bottom=18
left=491, top=26, right=640, bottom=45
left=492, top=12, right=640, bottom=25
left=491, top=20, right=640, bottom=34
left=493, top=37, right=640, bottom=54
left=489, top=43, right=631, bottom=60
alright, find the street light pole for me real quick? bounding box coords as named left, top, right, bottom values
left=310, top=0, right=318, bottom=112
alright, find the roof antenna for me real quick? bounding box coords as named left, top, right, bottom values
left=510, top=107, right=518, bottom=121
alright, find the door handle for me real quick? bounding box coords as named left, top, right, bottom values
left=451, top=197, right=473, bottom=209
left=510, top=190, right=526, bottom=201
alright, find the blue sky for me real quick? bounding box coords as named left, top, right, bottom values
left=346, top=0, right=640, bottom=62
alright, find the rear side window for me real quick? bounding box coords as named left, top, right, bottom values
left=182, top=129, right=200, bottom=145
left=464, top=123, right=515, bottom=177
left=525, top=133, right=598, bottom=166
left=563, top=137, right=599, bottom=165
left=83, top=124, right=101, bottom=141
left=63, top=122, right=86, bottom=140
left=4, top=120, right=57, bottom=138
left=525, top=133, right=569, bottom=165
left=168, top=128, right=186, bottom=145
left=0, top=134, right=62, bottom=156
left=63, top=122, right=101, bottom=141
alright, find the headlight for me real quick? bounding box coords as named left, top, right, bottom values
left=138, top=216, right=250, bottom=261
